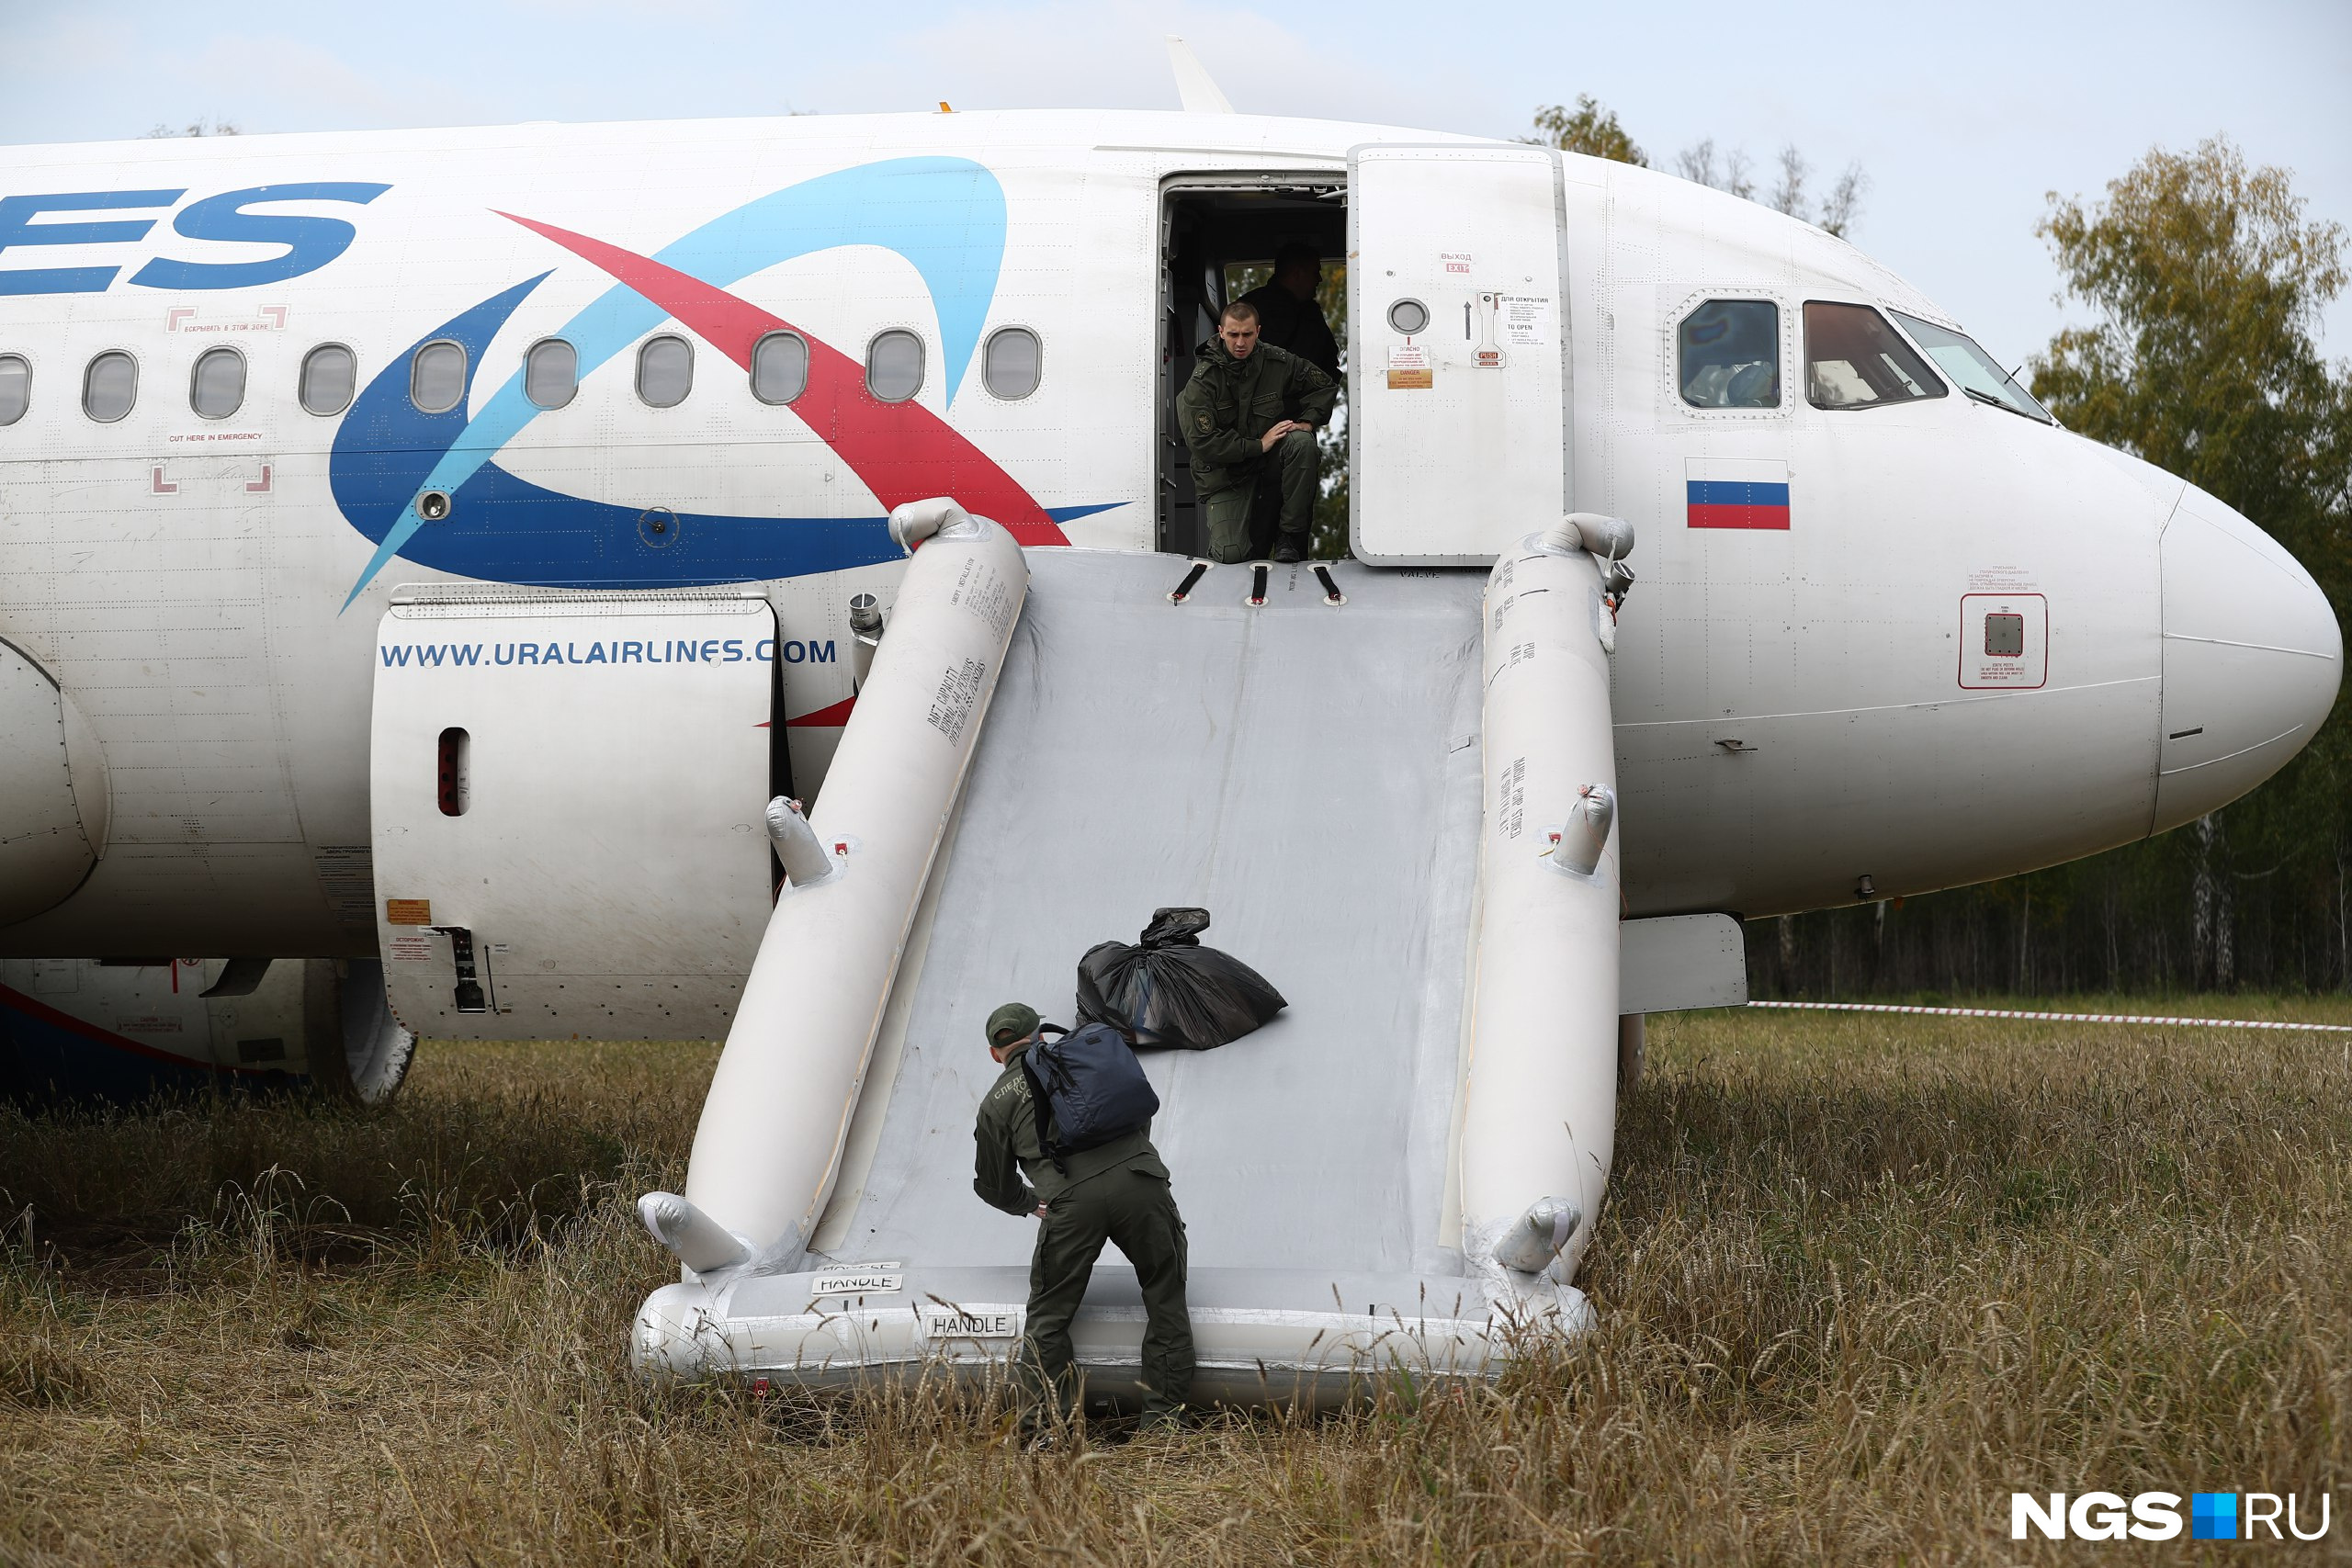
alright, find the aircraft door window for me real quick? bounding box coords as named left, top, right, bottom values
left=190, top=347, right=245, bottom=420
left=1804, top=302, right=1946, bottom=410
left=82, top=351, right=137, bottom=423
left=865, top=330, right=923, bottom=402
left=751, top=331, right=808, bottom=404
left=981, top=327, right=1040, bottom=400
left=300, top=344, right=356, bottom=416
left=410, top=340, right=466, bottom=414
left=637, top=334, right=692, bottom=408
left=0, top=355, right=27, bottom=426
left=1679, top=300, right=1780, bottom=408
left=1386, top=299, right=1430, bottom=335
left=525, top=338, right=578, bottom=410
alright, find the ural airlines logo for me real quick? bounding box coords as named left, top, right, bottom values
left=2011, top=1490, right=2332, bottom=1541
left=330, top=157, right=1109, bottom=604
left=0, top=185, right=389, bottom=295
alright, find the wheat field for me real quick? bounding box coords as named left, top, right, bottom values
left=3, top=1003, right=2346, bottom=1564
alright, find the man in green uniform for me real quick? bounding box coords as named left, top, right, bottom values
left=972, top=1001, right=1193, bottom=1436
left=1175, top=299, right=1338, bottom=565
left=1238, top=242, right=1340, bottom=379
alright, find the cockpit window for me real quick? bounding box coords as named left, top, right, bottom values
left=1679, top=300, right=1780, bottom=408
left=1889, top=310, right=2052, bottom=423
left=1804, top=302, right=1946, bottom=410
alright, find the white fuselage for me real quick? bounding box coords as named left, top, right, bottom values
left=0, top=110, right=2337, bottom=996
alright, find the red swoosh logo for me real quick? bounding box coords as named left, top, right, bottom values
left=495, top=210, right=1068, bottom=546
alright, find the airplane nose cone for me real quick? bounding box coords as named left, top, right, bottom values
left=2154, top=485, right=2343, bottom=832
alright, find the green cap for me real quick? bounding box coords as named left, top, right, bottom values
left=986, top=1001, right=1040, bottom=1047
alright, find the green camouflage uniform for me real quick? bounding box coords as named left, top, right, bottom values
left=973, top=1041, right=1193, bottom=1425
left=1175, top=337, right=1338, bottom=563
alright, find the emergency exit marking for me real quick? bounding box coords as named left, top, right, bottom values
left=385, top=898, right=432, bottom=925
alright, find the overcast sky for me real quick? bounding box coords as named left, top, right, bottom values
left=4, top=0, right=2346, bottom=366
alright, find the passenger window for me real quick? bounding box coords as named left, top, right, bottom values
left=525, top=338, right=577, bottom=410
left=751, top=331, right=808, bottom=404
left=1679, top=300, right=1779, bottom=408
left=411, top=340, right=466, bottom=414
left=83, top=351, right=138, bottom=423
left=300, top=344, right=356, bottom=416
left=190, top=346, right=245, bottom=420
left=0, top=355, right=28, bottom=426
left=865, top=330, right=923, bottom=402
left=638, top=334, right=692, bottom=408
left=981, top=327, right=1041, bottom=400
left=1804, top=302, right=1946, bottom=410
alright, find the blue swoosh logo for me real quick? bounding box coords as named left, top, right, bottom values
left=332, top=158, right=1110, bottom=603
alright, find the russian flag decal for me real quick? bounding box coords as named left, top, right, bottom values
left=1685, top=457, right=1791, bottom=530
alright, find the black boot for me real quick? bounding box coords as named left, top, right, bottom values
left=1272, top=532, right=1307, bottom=564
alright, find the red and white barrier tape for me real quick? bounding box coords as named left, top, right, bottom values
left=1746, top=999, right=2352, bottom=1033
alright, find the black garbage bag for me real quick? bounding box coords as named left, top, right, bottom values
left=1075, top=907, right=1286, bottom=1051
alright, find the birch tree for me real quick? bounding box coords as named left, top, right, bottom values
left=2034, top=138, right=2352, bottom=990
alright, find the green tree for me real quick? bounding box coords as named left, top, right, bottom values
left=2034, top=137, right=2350, bottom=547
left=2035, top=137, right=2352, bottom=989
left=1523, top=96, right=1866, bottom=236
left=1677, top=138, right=1867, bottom=238
left=1310, top=261, right=1351, bottom=559
left=1524, top=96, right=1645, bottom=166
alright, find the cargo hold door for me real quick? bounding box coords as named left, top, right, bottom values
left=1348, top=143, right=1568, bottom=563
left=369, top=588, right=777, bottom=1040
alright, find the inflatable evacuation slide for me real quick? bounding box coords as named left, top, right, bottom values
left=633, top=500, right=1634, bottom=1408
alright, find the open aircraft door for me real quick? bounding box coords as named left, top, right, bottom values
left=369, top=588, right=778, bottom=1040
left=1348, top=143, right=1570, bottom=562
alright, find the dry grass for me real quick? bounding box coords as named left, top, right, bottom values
left=2, top=1006, right=2346, bottom=1564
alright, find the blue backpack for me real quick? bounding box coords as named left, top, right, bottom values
left=1020, top=1021, right=1160, bottom=1172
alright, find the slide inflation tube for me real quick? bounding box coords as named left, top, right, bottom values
left=679, top=503, right=1027, bottom=1260
left=1460, top=530, right=1623, bottom=1290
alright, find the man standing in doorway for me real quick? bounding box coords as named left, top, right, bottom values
left=1176, top=299, right=1337, bottom=564
left=972, top=1002, right=1194, bottom=1439
left=1238, top=241, right=1340, bottom=379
